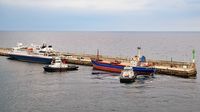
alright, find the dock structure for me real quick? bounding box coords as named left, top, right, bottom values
left=0, top=48, right=11, bottom=56
left=0, top=48, right=197, bottom=78
left=148, top=60, right=197, bottom=78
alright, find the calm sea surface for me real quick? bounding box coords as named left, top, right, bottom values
left=0, top=32, right=200, bottom=112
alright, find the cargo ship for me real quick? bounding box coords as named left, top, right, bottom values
left=91, top=59, right=156, bottom=75
left=8, top=43, right=55, bottom=64
left=91, top=47, right=156, bottom=75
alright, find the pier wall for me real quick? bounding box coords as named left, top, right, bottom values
left=148, top=60, right=196, bottom=78
left=0, top=48, right=11, bottom=56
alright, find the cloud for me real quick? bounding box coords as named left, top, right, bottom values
left=1, top=0, right=200, bottom=31
left=1, top=0, right=200, bottom=12
left=0, top=0, right=151, bottom=12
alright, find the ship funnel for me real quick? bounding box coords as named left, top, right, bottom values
left=137, top=47, right=141, bottom=58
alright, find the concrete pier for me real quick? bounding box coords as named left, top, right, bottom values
left=148, top=60, right=197, bottom=78
left=0, top=48, right=197, bottom=78
left=0, top=48, right=11, bottom=56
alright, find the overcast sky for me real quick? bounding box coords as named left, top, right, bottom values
left=0, top=0, right=200, bottom=31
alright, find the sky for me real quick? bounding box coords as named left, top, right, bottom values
left=0, top=0, right=200, bottom=31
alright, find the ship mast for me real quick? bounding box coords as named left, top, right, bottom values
left=97, top=49, right=99, bottom=61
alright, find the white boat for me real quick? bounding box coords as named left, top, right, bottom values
left=8, top=43, right=55, bottom=64
left=120, top=66, right=136, bottom=83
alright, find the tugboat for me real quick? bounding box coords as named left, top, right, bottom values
left=43, top=57, right=79, bottom=72
left=120, top=66, right=136, bottom=83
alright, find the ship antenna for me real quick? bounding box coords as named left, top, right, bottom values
left=97, top=49, right=99, bottom=61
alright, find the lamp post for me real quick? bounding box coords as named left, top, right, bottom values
left=192, top=49, right=195, bottom=63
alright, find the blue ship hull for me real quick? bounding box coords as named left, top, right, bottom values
left=133, top=66, right=156, bottom=72
left=8, top=54, right=52, bottom=64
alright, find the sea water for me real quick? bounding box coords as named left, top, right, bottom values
left=0, top=32, right=200, bottom=112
